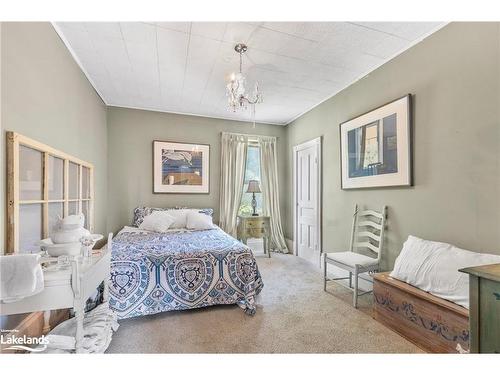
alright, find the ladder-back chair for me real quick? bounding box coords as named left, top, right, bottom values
left=323, top=204, right=387, bottom=308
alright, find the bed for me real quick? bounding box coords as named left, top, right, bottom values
left=108, top=225, right=263, bottom=319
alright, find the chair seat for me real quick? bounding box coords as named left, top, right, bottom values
left=325, top=251, right=378, bottom=268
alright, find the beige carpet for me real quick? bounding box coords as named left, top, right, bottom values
left=107, top=253, right=422, bottom=353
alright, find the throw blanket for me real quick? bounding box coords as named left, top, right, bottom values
left=109, top=226, right=263, bottom=319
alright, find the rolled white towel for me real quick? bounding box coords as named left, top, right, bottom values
left=45, top=335, right=76, bottom=351
left=0, top=254, right=44, bottom=303
left=40, top=303, right=119, bottom=353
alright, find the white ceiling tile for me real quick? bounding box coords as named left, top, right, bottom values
left=126, top=40, right=157, bottom=66
left=120, top=22, right=156, bottom=44
left=352, top=22, right=445, bottom=41
left=57, top=22, right=87, bottom=32
left=262, top=22, right=338, bottom=42
left=364, top=35, right=408, bottom=59
left=157, top=27, right=189, bottom=66
left=222, top=23, right=259, bottom=44
left=246, top=48, right=306, bottom=75
left=55, top=22, right=444, bottom=125
left=191, top=22, right=227, bottom=40
left=57, top=25, right=94, bottom=52
left=183, top=35, right=222, bottom=103
left=317, top=23, right=381, bottom=54
left=248, top=26, right=317, bottom=60
left=155, top=22, right=191, bottom=33
left=91, top=36, right=131, bottom=72
left=83, top=22, right=122, bottom=39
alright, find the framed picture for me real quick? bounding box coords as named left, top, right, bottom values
left=153, top=140, right=210, bottom=194
left=340, top=94, right=412, bottom=189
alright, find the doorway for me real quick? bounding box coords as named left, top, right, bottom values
left=293, top=137, right=322, bottom=267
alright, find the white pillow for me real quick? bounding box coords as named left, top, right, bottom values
left=166, top=209, right=189, bottom=229
left=390, top=235, right=500, bottom=309
left=186, top=211, right=214, bottom=230
left=139, top=211, right=175, bottom=232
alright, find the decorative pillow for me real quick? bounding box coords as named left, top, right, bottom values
left=133, top=207, right=213, bottom=227
left=167, top=209, right=190, bottom=229
left=139, top=211, right=175, bottom=233
left=186, top=211, right=215, bottom=231
left=197, top=208, right=214, bottom=217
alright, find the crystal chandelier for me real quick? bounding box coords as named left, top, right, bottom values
left=226, top=43, right=263, bottom=114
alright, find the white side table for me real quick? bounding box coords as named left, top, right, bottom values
left=0, top=246, right=111, bottom=353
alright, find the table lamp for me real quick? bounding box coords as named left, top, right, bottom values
left=246, top=180, right=261, bottom=216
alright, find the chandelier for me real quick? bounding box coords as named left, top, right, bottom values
left=226, top=43, right=263, bottom=114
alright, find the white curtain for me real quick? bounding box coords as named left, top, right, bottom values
left=259, top=136, right=288, bottom=253
left=219, top=133, right=248, bottom=237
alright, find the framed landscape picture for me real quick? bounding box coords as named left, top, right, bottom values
left=340, top=94, right=412, bottom=189
left=153, top=141, right=210, bottom=193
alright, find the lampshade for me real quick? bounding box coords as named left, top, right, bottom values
left=246, top=180, right=261, bottom=193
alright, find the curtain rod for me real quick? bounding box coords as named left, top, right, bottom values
left=220, top=131, right=279, bottom=140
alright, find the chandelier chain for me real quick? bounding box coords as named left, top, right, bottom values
left=239, top=50, right=242, bottom=74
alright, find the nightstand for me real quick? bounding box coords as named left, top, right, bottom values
left=237, top=215, right=271, bottom=258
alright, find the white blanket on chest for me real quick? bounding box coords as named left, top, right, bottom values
left=390, top=235, right=500, bottom=309
left=0, top=254, right=44, bottom=303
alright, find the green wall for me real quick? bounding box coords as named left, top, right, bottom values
left=106, top=107, right=287, bottom=234
left=2, top=22, right=500, bottom=268
left=1, top=22, right=108, bottom=251
left=284, top=22, right=500, bottom=270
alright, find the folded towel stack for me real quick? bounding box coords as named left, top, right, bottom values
left=0, top=254, right=44, bottom=303
left=37, top=303, right=119, bottom=354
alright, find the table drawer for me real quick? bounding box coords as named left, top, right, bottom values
left=244, top=219, right=267, bottom=230
left=246, top=227, right=268, bottom=238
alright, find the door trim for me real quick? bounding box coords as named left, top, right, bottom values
left=292, top=137, right=322, bottom=260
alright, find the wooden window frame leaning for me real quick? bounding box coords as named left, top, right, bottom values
left=6, top=131, right=94, bottom=254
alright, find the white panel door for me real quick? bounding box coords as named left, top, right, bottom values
left=294, top=138, right=321, bottom=266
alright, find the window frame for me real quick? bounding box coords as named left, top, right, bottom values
left=238, top=141, right=262, bottom=216
left=6, top=131, right=94, bottom=254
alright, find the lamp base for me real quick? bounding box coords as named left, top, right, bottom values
left=251, top=192, right=258, bottom=216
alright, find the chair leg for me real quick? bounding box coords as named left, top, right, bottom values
left=353, top=267, right=359, bottom=308
left=323, top=256, right=327, bottom=291
left=349, top=272, right=352, bottom=288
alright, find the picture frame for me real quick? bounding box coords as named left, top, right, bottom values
left=153, top=140, right=210, bottom=194
left=340, top=94, right=412, bottom=189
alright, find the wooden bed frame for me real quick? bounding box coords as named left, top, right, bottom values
left=373, top=272, right=469, bottom=353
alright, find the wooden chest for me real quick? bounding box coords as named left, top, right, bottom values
left=373, top=272, right=469, bottom=353
left=460, top=263, right=500, bottom=353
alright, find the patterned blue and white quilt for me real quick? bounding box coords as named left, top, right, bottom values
left=108, top=226, right=263, bottom=319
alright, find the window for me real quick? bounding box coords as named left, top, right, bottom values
left=238, top=145, right=262, bottom=216
left=362, top=121, right=382, bottom=168
left=6, top=132, right=94, bottom=254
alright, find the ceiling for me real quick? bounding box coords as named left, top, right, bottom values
left=54, top=22, right=445, bottom=125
